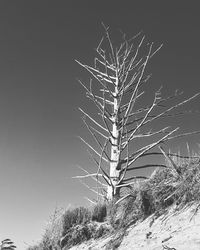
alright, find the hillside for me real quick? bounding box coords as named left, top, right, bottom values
left=67, top=203, right=200, bottom=250
left=27, top=154, right=200, bottom=250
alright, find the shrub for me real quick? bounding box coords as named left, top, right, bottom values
left=60, top=224, right=93, bottom=248
left=117, top=192, right=141, bottom=229
left=145, top=156, right=200, bottom=211
left=91, top=203, right=107, bottom=222
left=26, top=246, right=40, bottom=250
left=93, top=224, right=111, bottom=239
left=106, top=200, right=121, bottom=229
left=62, top=207, right=91, bottom=235
left=115, top=154, right=200, bottom=230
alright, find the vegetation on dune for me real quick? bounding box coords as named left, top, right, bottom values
left=27, top=202, right=109, bottom=249
left=110, top=151, right=200, bottom=230
left=27, top=150, right=200, bottom=249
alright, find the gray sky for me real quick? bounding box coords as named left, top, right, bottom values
left=0, top=1, right=200, bottom=249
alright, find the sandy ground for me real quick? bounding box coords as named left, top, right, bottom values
left=68, top=203, right=200, bottom=250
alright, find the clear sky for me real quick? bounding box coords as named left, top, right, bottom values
left=0, top=1, right=199, bottom=249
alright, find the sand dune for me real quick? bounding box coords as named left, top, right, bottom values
left=68, top=203, right=200, bottom=250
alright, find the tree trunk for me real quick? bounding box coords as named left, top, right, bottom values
left=107, top=82, right=121, bottom=200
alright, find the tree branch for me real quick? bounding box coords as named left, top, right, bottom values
left=79, top=107, right=108, bottom=133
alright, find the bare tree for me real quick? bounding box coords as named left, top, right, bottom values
left=74, top=25, right=200, bottom=202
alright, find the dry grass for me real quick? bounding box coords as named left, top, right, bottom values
left=62, top=206, right=91, bottom=235
left=113, top=153, right=200, bottom=229
left=27, top=202, right=110, bottom=249
left=60, top=202, right=109, bottom=249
